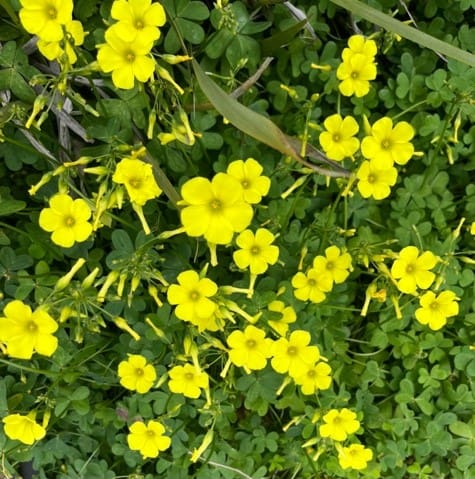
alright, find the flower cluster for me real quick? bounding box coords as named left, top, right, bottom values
left=19, top=0, right=84, bottom=64
left=97, top=0, right=166, bottom=89
left=336, top=35, right=377, bottom=97
left=292, top=246, right=352, bottom=304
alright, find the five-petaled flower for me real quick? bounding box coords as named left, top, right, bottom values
left=319, top=114, right=360, bottom=161
left=227, top=325, right=274, bottom=371
left=338, top=444, right=373, bottom=470
left=391, top=246, right=438, bottom=295
left=226, top=158, right=271, bottom=204
left=291, top=268, right=332, bottom=304
left=271, top=330, right=320, bottom=378
left=336, top=53, right=377, bottom=98
left=293, top=361, right=332, bottom=395
left=39, top=193, right=93, bottom=248
left=179, top=173, right=253, bottom=245
left=118, top=354, right=157, bottom=393
left=0, top=300, right=58, bottom=359
left=319, top=408, right=360, bottom=441
left=233, top=228, right=279, bottom=275
left=97, top=28, right=155, bottom=89
left=168, top=363, right=209, bottom=399
left=361, top=117, right=415, bottom=166
left=356, top=159, right=398, bottom=200
left=110, top=0, right=166, bottom=43
left=112, top=158, right=162, bottom=206
left=19, top=0, right=73, bottom=42
left=127, top=420, right=171, bottom=458
left=415, top=290, right=459, bottom=330
left=167, top=270, right=218, bottom=323
left=312, top=246, right=353, bottom=286
left=2, top=413, right=46, bottom=445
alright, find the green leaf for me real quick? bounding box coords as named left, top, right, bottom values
left=0, top=199, right=26, bottom=216
left=449, top=421, right=475, bottom=439
left=261, top=20, right=307, bottom=56
left=329, top=0, right=475, bottom=67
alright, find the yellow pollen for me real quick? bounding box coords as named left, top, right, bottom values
left=381, top=139, right=391, bottom=150
left=129, top=177, right=142, bottom=189
left=326, top=261, right=334, bottom=270
left=184, top=372, right=194, bottom=381
left=332, top=416, right=342, bottom=424
left=308, top=278, right=316, bottom=287
left=307, top=369, right=316, bottom=378
left=406, top=264, right=415, bottom=274
left=430, top=302, right=438, bottom=310
left=135, top=19, right=144, bottom=29
left=146, top=430, right=155, bottom=437
left=332, top=134, right=341, bottom=142
left=241, top=179, right=250, bottom=189
left=64, top=216, right=75, bottom=227
left=350, top=71, right=359, bottom=79
left=210, top=199, right=221, bottom=210
left=246, top=339, right=257, bottom=349
left=125, top=51, right=135, bottom=63
left=27, top=321, right=38, bottom=332
left=367, top=174, right=376, bottom=184
left=189, top=290, right=200, bottom=301
left=135, top=368, right=144, bottom=376
left=47, top=6, right=57, bottom=19
left=250, top=245, right=260, bottom=255
left=287, top=346, right=297, bottom=356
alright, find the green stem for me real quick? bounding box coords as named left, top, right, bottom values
left=329, top=0, right=475, bottom=67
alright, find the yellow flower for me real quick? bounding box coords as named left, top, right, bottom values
left=312, top=246, right=352, bottom=286
left=37, top=20, right=85, bottom=64
left=226, top=158, right=271, bottom=204
left=415, top=290, right=459, bottom=330
left=391, top=246, right=438, bottom=295
left=168, top=364, right=209, bottom=399
left=2, top=413, right=46, bottom=445
left=112, top=158, right=162, bottom=206
left=0, top=300, right=58, bottom=359
left=291, top=268, right=332, bottom=303
left=111, top=0, right=166, bottom=42
left=336, top=53, right=377, bottom=97
left=471, top=221, right=475, bottom=235
left=267, top=300, right=296, bottom=336
left=227, top=325, right=274, bottom=371
left=319, top=408, right=360, bottom=441
left=361, top=117, right=415, bottom=166
left=338, top=444, right=373, bottom=470
left=127, top=420, right=171, bottom=458
left=271, top=330, right=320, bottom=378
left=319, top=114, right=360, bottom=161
left=19, top=0, right=73, bottom=42
left=167, top=270, right=218, bottom=323
left=97, top=27, right=155, bottom=89
left=39, top=193, right=93, bottom=248
left=356, top=159, right=397, bottom=200
left=179, top=173, right=253, bottom=245
left=293, top=361, right=332, bottom=395
left=342, top=35, right=377, bottom=62
left=118, top=354, right=157, bottom=393
left=233, top=228, right=279, bottom=275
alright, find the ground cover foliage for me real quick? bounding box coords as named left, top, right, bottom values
left=0, top=0, right=475, bottom=477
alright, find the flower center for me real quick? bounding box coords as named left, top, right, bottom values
left=367, top=173, right=377, bottom=184
left=46, top=6, right=57, bottom=19
left=129, top=177, right=142, bottom=189
left=381, top=139, right=392, bottom=150
left=350, top=71, right=359, bottom=79
left=64, top=216, right=76, bottom=227
left=250, top=245, right=260, bottom=256
left=209, top=199, right=222, bottom=211
left=332, top=133, right=341, bottom=143
left=429, top=301, right=439, bottom=310
left=287, top=346, right=297, bottom=356
left=146, top=429, right=156, bottom=437
left=307, top=369, right=316, bottom=378
left=326, top=261, right=334, bottom=270
left=135, top=18, right=144, bottom=29
left=307, top=278, right=316, bottom=287
left=241, top=179, right=250, bottom=189
left=405, top=264, right=415, bottom=274
left=26, top=320, right=38, bottom=333
left=184, top=372, right=194, bottom=381
left=246, top=339, right=257, bottom=349
left=135, top=367, right=144, bottom=376
left=332, top=416, right=342, bottom=425
left=125, top=51, right=136, bottom=63
left=189, top=290, right=200, bottom=302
